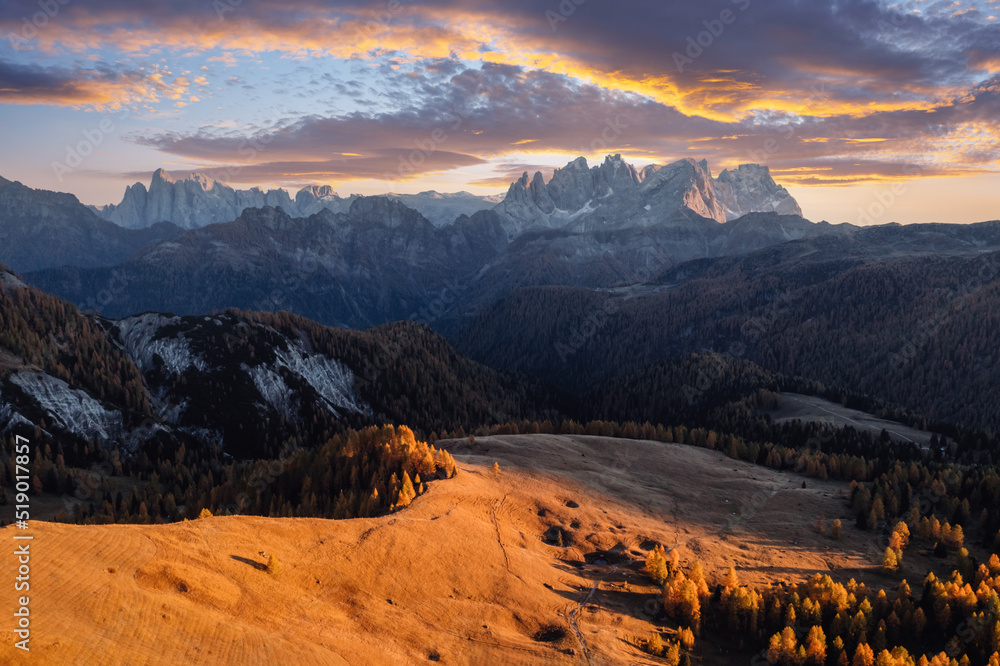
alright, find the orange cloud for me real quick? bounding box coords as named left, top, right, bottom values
left=0, top=61, right=183, bottom=110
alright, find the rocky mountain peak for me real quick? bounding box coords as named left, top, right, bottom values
left=98, top=172, right=499, bottom=229
left=715, top=163, right=802, bottom=220
left=492, top=154, right=803, bottom=237
left=151, top=168, right=175, bottom=185
left=508, top=171, right=531, bottom=194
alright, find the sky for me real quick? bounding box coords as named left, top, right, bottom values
left=0, top=0, right=998, bottom=225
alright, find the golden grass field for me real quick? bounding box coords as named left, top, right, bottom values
left=0, top=434, right=891, bottom=665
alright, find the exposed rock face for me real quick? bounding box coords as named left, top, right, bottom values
left=295, top=185, right=355, bottom=217
left=97, top=171, right=501, bottom=229
left=99, top=169, right=299, bottom=230
left=492, top=155, right=803, bottom=239
left=715, top=163, right=802, bottom=220
left=93, top=157, right=797, bottom=235
left=9, top=371, right=124, bottom=441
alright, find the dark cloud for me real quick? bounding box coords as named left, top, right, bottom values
left=0, top=59, right=153, bottom=107
left=115, top=150, right=485, bottom=186
left=129, top=59, right=1000, bottom=185
left=3, top=0, right=997, bottom=183
left=129, top=64, right=723, bottom=180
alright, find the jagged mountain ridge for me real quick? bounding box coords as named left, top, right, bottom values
left=96, top=169, right=504, bottom=229
left=430, top=210, right=851, bottom=331
left=98, top=170, right=301, bottom=231
left=28, top=198, right=509, bottom=328
left=493, top=155, right=802, bottom=239
left=95, top=155, right=795, bottom=235
left=19, top=155, right=819, bottom=329
left=2, top=155, right=867, bottom=338
left=0, top=175, right=183, bottom=273
left=27, top=202, right=836, bottom=331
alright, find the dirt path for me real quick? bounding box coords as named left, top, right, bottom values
left=491, top=494, right=512, bottom=575
left=568, top=577, right=600, bottom=665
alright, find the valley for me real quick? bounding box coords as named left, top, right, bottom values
left=1, top=156, right=998, bottom=666
left=2, top=0, right=999, bottom=662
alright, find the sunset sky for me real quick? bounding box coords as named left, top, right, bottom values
left=0, top=0, right=998, bottom=224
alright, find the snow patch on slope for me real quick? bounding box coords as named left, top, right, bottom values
left=116, top=313, right=208, bottom=375
left=570, top=199, right=596, bottom=219
left=245, top=363, right=293, bottom=415
left=0, top=386, right=33, bottom=433
left=277, top=343, right=369, bottom=416
left=247, top=340, right=369, bottom=417
left=0, top=271, right=26, bottom=288
left=10, top=372, right=123, bottom=441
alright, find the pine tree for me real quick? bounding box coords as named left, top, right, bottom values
left=889, top=522, right=910, bottom=550
left=882, top=547, right=899, bottom=572
left=853, top=643, right=875, bottom=666
left=397, top=471, right=416, bottom=508
left=664, top=641, right=681, bottom=666
left=646, top=633, right=665, bottom=657
left=768, top=626, right=799, bottom=665
left=644, top=546, right=669, bottom=585
left=805, top=626, right=827, bottom=665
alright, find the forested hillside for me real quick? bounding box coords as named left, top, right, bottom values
left=455, top=245, right=1000, bottom=432
left=0, top=265, right=548, bottom=524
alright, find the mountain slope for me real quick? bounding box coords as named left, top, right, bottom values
left=28, top=199, right=509, bottom=328
left=28, top=203, right=842, bottom=333
left=0, top=434, right=876, bottom=665
left=453, top=222, right=1000, bottom=431
left=436, top=211, right=845, bottom=330
left=0, top=176, right=182, bottom=272
left=0, top=266, right=552, bottom=459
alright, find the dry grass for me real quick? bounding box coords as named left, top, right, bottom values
left=769, top=392, right=934, bottom=447
left=0, top=435, right=888, bottom=665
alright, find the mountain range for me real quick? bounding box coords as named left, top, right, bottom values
left=6, top=153, right=1000, bottom=436
left=494, top=155, right=801, bottom=239
left=29, top=199, right=508, bottom=327
left=95, top=168, right=503, bottom=230
left=93, top=156, right=799, bottom=238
